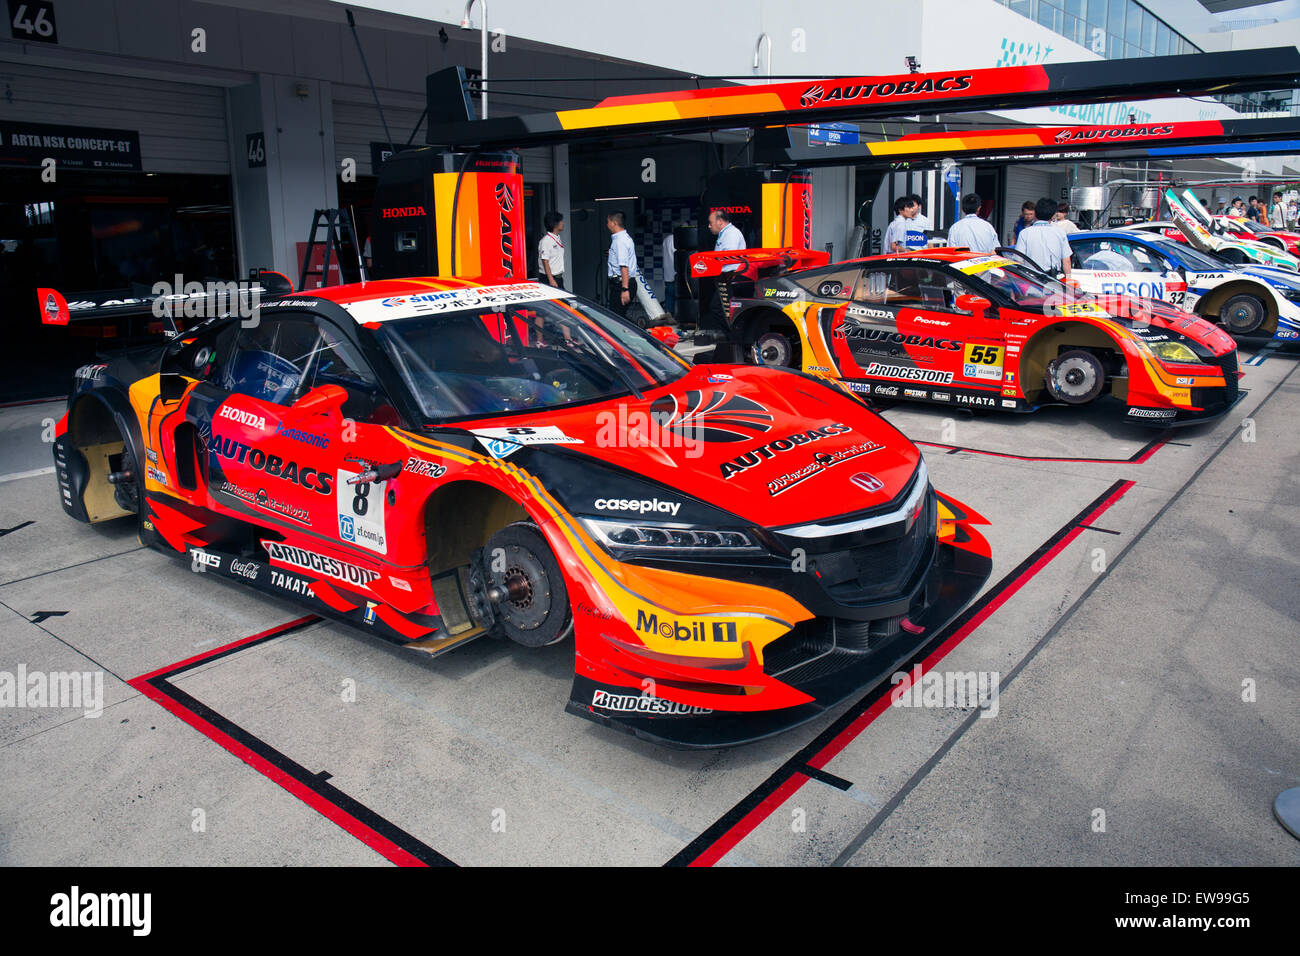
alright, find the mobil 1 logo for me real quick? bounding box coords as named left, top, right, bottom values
left=337, top=470, right=386, bottom=555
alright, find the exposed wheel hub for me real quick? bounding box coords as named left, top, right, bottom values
left=490, top=546, right=551, bottom=632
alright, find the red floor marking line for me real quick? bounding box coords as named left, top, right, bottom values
left=131, top=615, right=319, bottom=683
left=916, top=440, right=1165, bottom=465
left=687, top=479, right=1137, bottom=867
left=128, top=675, right=427, bottom=867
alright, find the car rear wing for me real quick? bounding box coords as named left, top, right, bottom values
left=37, top=271, right=294, bottom=338
left=687, top=247, right=831, bottom=280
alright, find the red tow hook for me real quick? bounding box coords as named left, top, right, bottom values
left=899, top=617, right=925, bottom=635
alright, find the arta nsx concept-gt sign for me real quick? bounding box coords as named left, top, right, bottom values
left=46, top=278, right=991, bottom=748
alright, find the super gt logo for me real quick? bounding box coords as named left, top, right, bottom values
left=1053, top=125, right=1174, bottom=143
left=649, top=390, right=774, bottom=443
left=799, top=74, right=972, bottom=107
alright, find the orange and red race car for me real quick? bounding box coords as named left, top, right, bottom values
left=692, top=247, right=1242, bottom=427
left=46, top=277, right=991, bottom=748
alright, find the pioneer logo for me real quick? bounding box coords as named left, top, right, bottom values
left=1054, top=125, right=1175, bottom=144
left=380, top=206, right=426, bottom=218
left=798, top=74, right=973, bottom=108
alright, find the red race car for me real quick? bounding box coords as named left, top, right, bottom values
left=692, top=248, right=1241, bottom=426
left=46, top=277, right=991, bottom=748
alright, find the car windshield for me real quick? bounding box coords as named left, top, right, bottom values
left=960, top=259, right=1073, bottom=307
left=372, top=290, right=688, bottom=422
left=1149, top=238, right=1235, bottom=271
left=1231, top=218, right=1266, bottom=234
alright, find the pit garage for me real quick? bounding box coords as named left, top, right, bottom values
left=0, top=0, right=1297, bottom=896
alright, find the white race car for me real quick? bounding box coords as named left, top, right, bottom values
left=1066, top=230, right=1300, bottom=339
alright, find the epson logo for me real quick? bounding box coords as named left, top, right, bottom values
left=218, top=406, right=266, bottom=430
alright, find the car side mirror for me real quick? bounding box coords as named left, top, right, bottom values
left=287, top=384, right=347, bottom=421
left=955, top=293, right=993, bottom=317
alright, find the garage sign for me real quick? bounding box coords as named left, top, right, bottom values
left=0, top=120, right=140, bottom=170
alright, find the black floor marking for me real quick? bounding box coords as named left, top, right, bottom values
left=139, top=618, right=456, bottom=867
left=665, top=479, right=1132, bottom=867
left=0, top=521, right=34, bottom=537
left=29, top=610, right=67, bottom=624
left=1078, top=525, right=1121, bottom=535
left=803, top=765, right=854, bottom=791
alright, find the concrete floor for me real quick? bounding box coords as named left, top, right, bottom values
left=0, top=342, right=1296, bottom=866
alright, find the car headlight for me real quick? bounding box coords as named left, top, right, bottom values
left=578, top=517, right=764, bottom=557
left=1277, top=287, right=1300, bottom=303
left=1145, top=340, right=1203, bottom=364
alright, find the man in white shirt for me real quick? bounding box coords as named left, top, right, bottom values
left=662, top=227, right=677, bottom=315
left=1016, top=198, right=1072, bottom=277
left=606, top=211, right=637, bottom=318
left=946, top=193, right=1000, bottom=254
left=1052, top=202, right=1079, bottom=235
left=883, top=196, right=926, bottom=253
left=704, top=210, right=746, bottom=327
left=1270, top=191, right=1287, bottom=230
left=538, top=211, right=565, bottom=289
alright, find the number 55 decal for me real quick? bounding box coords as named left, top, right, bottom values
left=962, top=343, right=1004, bottom=380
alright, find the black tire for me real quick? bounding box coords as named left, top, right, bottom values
left=480, top=523, right=572, bottom=647
left=1220, top=293, right=1267, bottom=334
left=1044, top=349, right=1106, bottom=404
left=750, top=323, right=800, bottom=368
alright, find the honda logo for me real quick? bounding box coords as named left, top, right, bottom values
left=850, top=472, right=884, bottom=493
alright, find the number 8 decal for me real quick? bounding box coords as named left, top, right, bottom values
left=353, top=481, right=369, bottom=516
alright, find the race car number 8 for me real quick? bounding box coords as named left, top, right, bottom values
left=352, top=481, right=370, bottom=516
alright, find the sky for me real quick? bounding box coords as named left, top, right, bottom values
left=1217, top=0, right=1300, bottom=22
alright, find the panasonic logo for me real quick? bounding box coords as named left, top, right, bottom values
left=594, top=497, right=681, bottom=516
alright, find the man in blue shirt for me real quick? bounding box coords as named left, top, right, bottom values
left=947, top=193, right=999, bottom=253
left=606, top=211, right=637, bottom=318
left=1015, top=197, right=1072, bottom=277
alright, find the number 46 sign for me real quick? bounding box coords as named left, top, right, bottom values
left=9, top=0, right=57, bottom=44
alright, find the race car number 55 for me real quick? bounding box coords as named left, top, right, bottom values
left=963, top=343, right=1004, bottom=380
